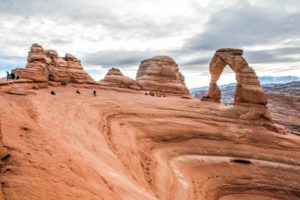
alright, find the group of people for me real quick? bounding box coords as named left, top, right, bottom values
left=6, top=71, right=19, bottom=80
left=51, top=89, right=97, bottom=96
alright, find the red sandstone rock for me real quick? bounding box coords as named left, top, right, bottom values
left=13, top=44, right=94, bottom=85
left=99, top=68, right=141, bottom=90
left=136, top=56, right=190, bottom=95
left=1, top=46, right=299, bottom=200
left=201, top=83, right=221, bottom=102
left=13, top=44, right=49, bottom=83
left=202, top=48, right=270, bottom=120
left=0, top=85, right=299, bottom=200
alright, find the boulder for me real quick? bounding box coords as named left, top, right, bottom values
left=136, top=56, right=189, bottom=95
left=63, top=53, right=94, bottom=83
left=99, top=68, right=141, bottom=90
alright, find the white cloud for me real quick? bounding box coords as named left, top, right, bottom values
left=0, top=0, right=300, bottom=88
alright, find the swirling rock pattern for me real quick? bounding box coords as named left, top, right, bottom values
left=0, top=86, right=299, bottom=200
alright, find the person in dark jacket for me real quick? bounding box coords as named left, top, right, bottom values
left=93, top=90, right=96, bottom=96
left=50, top=91, right=56, bottom=95
left=76, top=90, right=80, bottom=94
left=11, top=72, right=15, bottom=80
left=61, top=81, right=67, bottom=86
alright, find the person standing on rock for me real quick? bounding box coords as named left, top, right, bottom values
left=93, top=90, right=96, bottom=96
left=61, top=81, right=67, bottom=86
left=6, top=71, right=10, bottom=81
left=11, top=72, right=15, bottom=80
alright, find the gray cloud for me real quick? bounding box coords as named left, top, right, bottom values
left=0, top=0, right=300, bottom=88
left=83, top=50, right=156, bottom=69
left=0, top=0, right=195, bottom=40
left=183, top=1, right=300, bottom=51
left=245, top=47, right=300, bottom=64
left=83, top=0, right=300, bottom=72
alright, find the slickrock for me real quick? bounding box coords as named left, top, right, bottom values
left=99, top=68, right=141, bottom=90
left=0, top=86, right=299, bottom=200
left=1, top=46, right=299, bottom=200
left=136, top=56, right=190, bottom=95
left=13, top=44, right=94, bottom=86
left=202, top=48, right=270, bottom=121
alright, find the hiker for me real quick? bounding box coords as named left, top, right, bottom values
left=61, top=81, right=67, bottom=86
left=93, top=90, right=96, bottom=96
left=16, top=75, right=20, bottom=80
left=6, top=71, right=9, bottom=81
left=76, top=90, right=80, bottom=94
left=50, top=90, right=56, bottom=95
left=11, top=72, right=15, bottom=80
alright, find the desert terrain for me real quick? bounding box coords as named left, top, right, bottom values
left=192, top=81, right=300, bottom=135
left=0, top=44, right=299, bottom=200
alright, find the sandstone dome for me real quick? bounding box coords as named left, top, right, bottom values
left=99, top=68, right=141, bottom=90
left=136, top=56, right=190, bottom=95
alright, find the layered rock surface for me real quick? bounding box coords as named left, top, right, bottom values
left=0, top=47, right=299, bottom=200
left=136, top=56, right=189, bottom=95
left=0, top=86, right=299, bottom=200
left=99, top=68, right=141, bottom=90
left=13, top=44, right=94, bottom=85
left=13, top=44, right=50, bottom=83
left=202, top=48, right=270, bottom=121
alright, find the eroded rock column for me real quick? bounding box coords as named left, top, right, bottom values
left=136, top=56, right=190, bottom=95
left=13, top=43, right=50, bottom=84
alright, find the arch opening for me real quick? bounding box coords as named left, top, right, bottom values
left=217, top=66, right=237, bottom=105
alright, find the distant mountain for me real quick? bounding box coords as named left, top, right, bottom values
left=259, top=76, right=300, bottom=85
left=192, top=80, right=300, bottom=104
left=190, top=76, right=300, bottom=95
left=190, top=76, right=300, bottom=107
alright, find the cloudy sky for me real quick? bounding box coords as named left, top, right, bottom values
left=0, top=0, right=300, bottom=88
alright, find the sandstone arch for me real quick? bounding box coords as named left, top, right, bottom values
left=202, top=48, right=267, bottom=106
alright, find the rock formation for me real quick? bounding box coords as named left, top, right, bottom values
left=136, top=56, right=189, bottom=95
left=13, top=44, right=50, bottom=85
left=99, top=68, right=141, bottom=90
left=202, top=48, right=270, bottom=121
left=0, top=86, right=299, bottom=200
left=0, top=46, right=299, bottom=200
left=13, top=44, right=94, bottom=86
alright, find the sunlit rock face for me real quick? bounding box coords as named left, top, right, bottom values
left=1, top=46, right=299, bottom=200
left=13, top=43, right=94, bottom=85
left=0, top=85, right=299, bottom=200
left=99, top=68, right=141, bottom=90
left=136, top=56, right=190, bottom=95
left=202, top=48, right=270, bottom=121
left=13, top=44, right=50, bottom=84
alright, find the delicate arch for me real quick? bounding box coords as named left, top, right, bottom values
left=202, top=48, right=267, bottom=106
